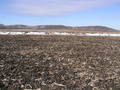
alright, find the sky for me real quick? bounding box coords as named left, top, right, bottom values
left=0, top=0, right=120, bottom=29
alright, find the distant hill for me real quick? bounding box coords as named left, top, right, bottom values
left=0, top=25, right=70, bottom=29
left=33, top=25, right=71, bottom=29
left=0, top=24, right=119, bottom=32
left=74, top=26, right=118, bottom=32
left=0, top=24, right=7, bottom=29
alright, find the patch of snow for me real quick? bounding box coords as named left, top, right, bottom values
left=109, top=34, right=120, bottom=36
left=85, top=33, right=120, bottom=36
left=26, top=32, right=46, bottom=35
left=9, top=32, right=25, bottom=35
left=53, top=32, right=70, bottom=35
left=0, top=32, right=10, bottom=35
left=85, top=33, right=109, bottom=36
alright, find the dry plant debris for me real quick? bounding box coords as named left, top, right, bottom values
left=0, top=35, right=120, bottom=90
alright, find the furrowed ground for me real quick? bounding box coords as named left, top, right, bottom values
left=0, top=35, right=120, bottom=90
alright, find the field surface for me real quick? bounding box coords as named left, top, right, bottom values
left=0, top=35, right=120, bottom=90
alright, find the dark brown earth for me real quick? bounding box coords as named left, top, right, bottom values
left=0, top=35, right=120, bottom=90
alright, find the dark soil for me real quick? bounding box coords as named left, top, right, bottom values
left=0, top=35, right=120, bottom=90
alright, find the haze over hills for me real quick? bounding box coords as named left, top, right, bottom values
left=0, top=24, right=119, bottom=32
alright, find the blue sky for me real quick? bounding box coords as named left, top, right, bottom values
left=0, top=0, right=120, bottom=29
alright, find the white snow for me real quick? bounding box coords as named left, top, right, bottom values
left=85, top=33, right=109, bottom=36
left=26, top=32, right=46, bottom=35
left=9, top=32, right=25, bottom=35
left=0, top=32, right=10, bottom=35
left=0, top=31, right=120, bottom=37
left=85, top=33, right=120, bottom=36
left=108, top=34, right=120, bottom=36
left=53, top=32, right=70, bottom=35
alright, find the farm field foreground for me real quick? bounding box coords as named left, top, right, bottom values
left=0, top=35, right=120, bottom=90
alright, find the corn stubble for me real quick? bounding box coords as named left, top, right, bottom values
left=0, top=35, right=120, bottom=90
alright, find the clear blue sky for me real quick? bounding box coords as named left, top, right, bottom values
left=0, top=0, right=120, bottom=29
